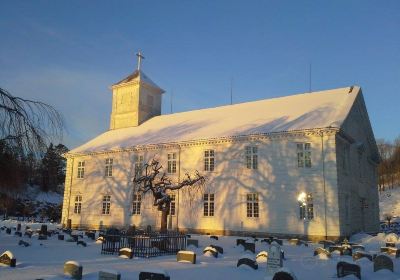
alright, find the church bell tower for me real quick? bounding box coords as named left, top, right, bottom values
left=109, top=52, right=165, bottom=130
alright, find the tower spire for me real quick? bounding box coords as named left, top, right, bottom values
left=136, top=51, right=145, bottom=71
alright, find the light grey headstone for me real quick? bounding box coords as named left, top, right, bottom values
left=267, top=243, right=283, bottom=275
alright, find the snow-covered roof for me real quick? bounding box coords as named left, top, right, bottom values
left=69, top=86, right=360, bottom=155
left=112, top=70, right=164, bottom=92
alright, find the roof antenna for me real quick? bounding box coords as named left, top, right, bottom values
left=230, top=77, right=233, bottom=105
left=309, top=62, right=312, bottom=93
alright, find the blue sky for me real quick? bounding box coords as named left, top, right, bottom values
left=1, top=1, right=399, bottom=149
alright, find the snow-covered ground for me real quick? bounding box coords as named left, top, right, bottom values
left=1, top=220, right=400, bottom=279
left=380, top=188, right=400, bottom=221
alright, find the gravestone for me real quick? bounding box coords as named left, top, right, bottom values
left=237, top=254, right=258, bottom=270
left=70, top=234, right=78, bottom=242
left=203, top=246, right=218, bottom=258
left=352, top=245, right=365, bottom=252
left=177, top=250, right=196, bottom=264
left=336, top=261, right=361, bottom=279
left=267, top=243, right=283, bottom=275
left=386, top=242, right=396, bottom=248
left=353, top=251, right=373, bottom=262
left=58, top=234, right=65, bottom=240
left=18, top=240, right=30, bottom=247
left=210, top=235, right=218, bottom=240
left=6, top=228, right=11, bottom=234
left=237, top=239, right=246, bottom=246
left=99, top=269, right=121, bottom=280
left=17, top=223, right=21, bottom=231
left=329, top=245, right=343, bottom=254
left=64, top=261, right=83, bottom=280
left=24, top=231, right=32, bottom=238
left=313, top=247, right=331, bottom=258
left=341, top=246, right=352, bottom=256
left=210, top=244, right=223, bottom=254
left=187, top=239, right=199, bottom=248
left=119, top=248, right=133, bottom=259
left=87, top=232, right=95, bottom=240
left=14, top=231, right=22, bottom=237
left=373, top=254, right=393, bottom=272
left=139, top=270, right=170, bottom=280
left=0, top=251, right=16, bottom=267
left=243, top=242, right=255, bottom=253
left=272, top=239, right=283, bottom=246
left=272, top=268, right=297, bottom=280
left=77, top=240, right=87, bottom=247
left=40, top=224, right=47, bottom=236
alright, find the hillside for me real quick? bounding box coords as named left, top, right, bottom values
left=379, top=187, right=400, bottom=221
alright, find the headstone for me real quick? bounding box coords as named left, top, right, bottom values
left=373, top=254, right=393, bottom=272
left=353, top=251, right=373, bottom=262
left=203, top=246, right=218, bottom=258
left=237, top=239, right=246, bottom=246
left=77, top=240, right=87, bottom=247
left=272, top=268, right=297, bottom=280
left=385, top=242, right=395, bottom=248
left=6, top=228, right=11, bottom=234
left=243, top=242, right=255, bottom=253
left=352, top=245, right=365, bottom=252
left=0, top=251, right=16, bottom=267
left=18, top=240, right=30, bottom=247
left=58, top=234, right=65, bottom=240
left=210, top=235, right=218, bottom=240
left=14, top=231, right=22, bottom=237
left=64, top=261, right=83, bottom=280
left=70, top=234, right=78, bottom=242
left=99, top=269, right=121, bottom=280
left=336, top=261, right=361, bottom=279
left=177, top=250, right=196, bottom=264
left=187, top=239, right=199, bottom=248
left=24, top=231, right=32, bottom=238
left=237, top=255, right=258, bottom=270
left=272, top=239, right=283, bottom=246
left=210, top=244, right=223, bottom=254
left=87, top=232, right=95, bottom=240
left=267, top=243, right=283, bottom=275
left=313, top=247, right=331, bottom=258
left=119, top=248, right=133, bottom=259
left=17, top=223, right=21, bottom=231
left=40, top=224, right=47, bottom=235
left=341, top=246, right=352, bottom=256
left=329, top=245, right=343, bottom=254
left=139, top=270, right=170, bottom=280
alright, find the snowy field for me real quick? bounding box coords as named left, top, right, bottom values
left=380, top=188, right=400, bottom=221
left=0, top=220, right=400, bottom=279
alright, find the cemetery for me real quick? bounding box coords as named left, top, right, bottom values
left=0, top=220, right=400, bottom=279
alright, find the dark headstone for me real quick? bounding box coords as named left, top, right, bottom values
left=337, top=261, right=361, bottom=279
left=63, top=228, right=72, bottom=235
left=40, top=224, right=47, bottom=235
left=6, top=228, right=11, bottom=234
left=99, top=270, right=121, bottom=280
left=341, top=246, right=352, bottom=256
left=272, top=270, right=296, bottom=280
left=177, top=250, right=196, bottom=264
left=77, top=240, right=87, bottom=247
left=187, top=239, right=199, bottom=248
left=237, top=239, right=246, bottom=246
left=374, top=254, right=393, bottom=272
left=353, top=251, right=373, bottom=262
left=18, top=240, right=30, bottom=247
left=58, top=234, right=64, bottom=240
left=17, top=224, right=21, bottom=231
left=237, top=257, right=258, bottom=270
left=24, top=231, right=32, bottom=238
left=70, top=234, right=78, bottom=242
left=210, top=235, right=218, bottom=240
left=139, top=271, right=170, bottom=280
left=14, top=231, right=22, bottom=237
left=381, top=247, right=400, bottom=258
left=210, top=245, right=223, bottom=254
left=313, top=247, right=331, bottom=258
left=0, top=251, right=16, bottom=267
left=243, top=242, right=255, bottom=253
left=385, top=242, right=396, bottom=248
left=64, top=261, right=82, bottom=280
left=119, top=248, right=133, bottom=259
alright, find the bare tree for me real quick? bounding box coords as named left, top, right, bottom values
left=133, top=159, right=206, bottom=232
left=0, top=87, right=63, bottom=155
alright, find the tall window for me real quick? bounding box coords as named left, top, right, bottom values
left=167, top=153, right=177, bottom=174
left=297, top=143, right=311, bottom=168
left=74, top=195, right=82, bottom=214
left=203, top=193, right=215, bottom=217
left=105, top=158, right=113, bottom=177
left=204, top=149, right=215, bottom=171
left=77, top=161, right=85, bottom=179
left=132, top=193, right=141, bottom=215
left=169, top=194, right=176, bottom=216
left=134, top=155, right=144, bottom=176
left=298, top=192, right=314, bottom=220
left=246, top=146, right=258, bottom=169
left=246, top=193, right=259, bottom=218
left=102, top=195, right=111, bottom=215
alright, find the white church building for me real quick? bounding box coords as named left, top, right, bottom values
left=61, top=59, right=380, bottom=240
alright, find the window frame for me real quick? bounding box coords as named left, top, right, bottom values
left=246, top=193, right=259, bottom=218
left=132, top=193, right=141, bottom=215
left=245, top=146, right=258, bottom=170
left=77, top=161, right=85, bottom=179
left=298, top=192, right=314, bottom=220
left=134, top=154, right=144, bottom=176
left=105, top=158, right=113, bottom=177
left=203, top=193, right=215, bottom=217
left=169, top=194, right=176, bottom=216
left=167, top=153, right=177, bottom=174
left=74, top=195, right=82, bottom=214
left=204, top=149, right=215, bottom=172
left=102, top=195, right=111, bottom=215
left=297, top=143, right=312, bottom=168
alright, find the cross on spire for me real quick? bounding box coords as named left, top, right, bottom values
left=136, top=51, right=145, bottom=71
